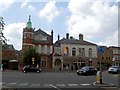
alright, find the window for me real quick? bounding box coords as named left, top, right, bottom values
left=41, top=46, right=44, bottom=53
left=72, top=47, right=76, bottom=56
left=79, top=48, right=82, bottom=56
left=66, top=47, right=69, bottom=55
left=88, top=48, right=92, bottom=58
left=47, top=46, right=50, bottom=54
left=82, top=48, right=85, bottom=57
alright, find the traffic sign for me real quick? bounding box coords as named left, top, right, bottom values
left=98, top=47, right=104, bottom=54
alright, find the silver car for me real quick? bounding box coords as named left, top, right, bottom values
left=108, top=66, right=120, bottom=74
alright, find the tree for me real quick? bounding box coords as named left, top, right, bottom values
left=0, top=17, right=7, bottom=44
left=23, top=48, right=40, bottom=66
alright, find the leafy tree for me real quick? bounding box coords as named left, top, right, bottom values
left=23, top=48, right=40, bottom=66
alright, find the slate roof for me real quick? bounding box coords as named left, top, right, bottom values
left=54, top=38, right=97, bottom=47
left=33, top=29, right=52, bottom=43
left=2, top=44, right=15, bottom=50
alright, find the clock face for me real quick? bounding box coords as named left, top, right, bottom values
left=35, top=35, right=47, bottom=41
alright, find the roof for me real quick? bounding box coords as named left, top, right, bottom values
left=33, top=29, right=52, bottom=43
left=54, top=38, right=97, bottom=47
left=2, top=44, right=15, bottom=50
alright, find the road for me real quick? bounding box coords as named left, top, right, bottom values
left=1, top=71, right=119, bottom=90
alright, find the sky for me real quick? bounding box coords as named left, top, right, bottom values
left=0, top=0, right=119, bottom=50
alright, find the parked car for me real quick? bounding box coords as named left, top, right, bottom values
left=76, top=66, right=97, bottom=75
left=108, top=66, right=120, bottom=74
left=23, top=65, right=41, bottom=73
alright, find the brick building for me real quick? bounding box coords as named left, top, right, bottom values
left=2, top=44, right=19, bottom=70
left=22, top=15, right=53, bottom=69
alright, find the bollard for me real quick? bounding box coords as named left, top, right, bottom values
left=96, top=71, right=100, bottom=83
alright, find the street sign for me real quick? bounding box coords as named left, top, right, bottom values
left=98, top=47, right=104, bottom=54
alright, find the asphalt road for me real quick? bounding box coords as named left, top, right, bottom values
left=1, top=71, right=119, bottom=90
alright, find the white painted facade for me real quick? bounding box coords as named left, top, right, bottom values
left=60, top=44, right=97, bottom=58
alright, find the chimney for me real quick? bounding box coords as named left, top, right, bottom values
left=58, top=34, right=60, bottom=41
left=51, top=30, right=53, bottom=42
left=66, top=33, right=69, bottom=39
left=79, top=34, right=83, bottom=41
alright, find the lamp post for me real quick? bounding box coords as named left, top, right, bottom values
left=98, top=46, right=104, bottom=84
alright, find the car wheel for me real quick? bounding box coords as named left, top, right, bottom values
left=37, top=70, right=40, bottom=73
left=77, top=72, right=80, bottom=75
left=23, top=70, right=27, bottom=73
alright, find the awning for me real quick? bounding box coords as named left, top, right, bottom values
left=9, top=60, right=18, bottom=62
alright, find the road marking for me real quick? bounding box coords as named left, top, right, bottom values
left=44, top=84, right=52, bottom=87
left=6, top=83, right=17, bottom=86
left=68, top=84, right=79, bottom=86
left=56, top=84, right=65, bottom=87
left=18, top=83, right=29, bottom=86
left=50, top=84, right=62, bottom=90
left=80, top=83, right=91, bottom=86
left=30, top=84, right=40, bottom=87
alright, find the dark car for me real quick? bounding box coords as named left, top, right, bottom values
left=23, top=65, right=41, bottom=73
left=108, top=66, right=120, bottom=74
left=76, top=66, right=97, bottom=75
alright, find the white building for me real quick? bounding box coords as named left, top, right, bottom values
left=53, top=33, right=98, bottom=71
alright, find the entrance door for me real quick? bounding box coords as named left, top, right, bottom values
left=54, top=59, right=61, bottom=71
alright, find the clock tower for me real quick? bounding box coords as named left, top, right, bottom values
left=22, top=15, right=34, bottom=51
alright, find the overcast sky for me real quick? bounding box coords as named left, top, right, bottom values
left=1, top=0, right=119, bottom=50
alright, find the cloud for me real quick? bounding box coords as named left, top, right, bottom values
left=21, top=0, right=29, bottom=8
left=38, top=1, right=61, bottom=22
left=0, top=0, right=14, bottom=13
left=97, top=31, right=118, bottom=46
left=67, top=0, right=118, bottom=46
left=3, top=23, right=26, bottom=50
left=21, top=0, right=36, bottom=12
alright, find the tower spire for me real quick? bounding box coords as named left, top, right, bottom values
left=26, top=15, right=32, bottom=29
left=29, top=15, right=31, bottom=22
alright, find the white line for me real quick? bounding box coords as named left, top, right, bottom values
left=68, top=84, right=79, bottom=86
left=50, top=84, right=62, bottom=90
left=30, top=84, right=40, bottom=87
left=80, top=83, right=91, bottom=86
left=56, top=84, right=65, bottom=87
left=44, top=84, right=52, bottom=87
left=18, top=83, right=29, bottom=86
left=6, top=83, right=17, bottom=86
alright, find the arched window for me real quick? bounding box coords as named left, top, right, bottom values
left=66, top=47, right=69, bottom=55
left=79, top=48, right=82, bottom=56
left=88, top=48, right=92, bottom=58
left=72, top=47, right=76, bottom=56
left=82, top=48, right=85, bottom=57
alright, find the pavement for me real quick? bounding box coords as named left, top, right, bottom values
left=93, top=81, right=120, bottom=90
left=93, top=81, right=116, bottom=87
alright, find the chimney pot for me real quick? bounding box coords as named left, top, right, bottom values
left=66, top=33, right=69, bottom=39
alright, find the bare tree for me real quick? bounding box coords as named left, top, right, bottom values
left=0, top=17, right=7, bottom=44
